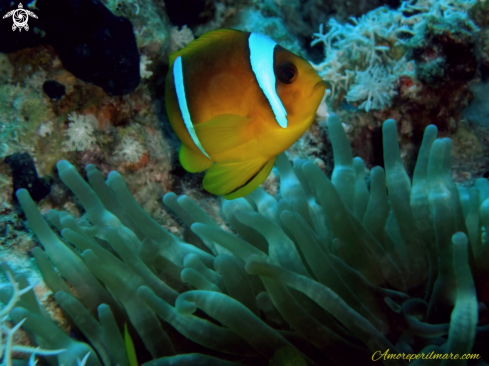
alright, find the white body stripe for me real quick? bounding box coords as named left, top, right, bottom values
left=173, top=56, right=211, bottom=159
left=248, top=32, right=288, bottom=128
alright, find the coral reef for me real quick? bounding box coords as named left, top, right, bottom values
left=3, top=115, right=488, bottom=365
left=305, top=0, right=484, bottom=182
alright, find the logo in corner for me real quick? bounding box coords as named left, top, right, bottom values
left=3, top=3, right=38, bottom=32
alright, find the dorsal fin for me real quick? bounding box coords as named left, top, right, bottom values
left=169, top=29, right=242, bottom=66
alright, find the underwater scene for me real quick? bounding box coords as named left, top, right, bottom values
left=0, top=0, right=489, bottom=364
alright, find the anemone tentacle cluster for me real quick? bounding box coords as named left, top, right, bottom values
left=3, top=114, right=489, bottom=365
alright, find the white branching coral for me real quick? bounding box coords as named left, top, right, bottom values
left=398, top=0, right=479, bottom=32
left=0, top=272, right=65, bottom=364
left=113, top=136, right=145, bottom=164
left=311, top=0, right=477, bottom=110
left=63, top=113, right=97, bottom=152
left=346, top=65, right=398, bottom=112
left=311, top=8, right=412, bottom=109
left=345, top=56, right=416, bottom=111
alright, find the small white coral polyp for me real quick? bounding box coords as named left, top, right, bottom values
left=140, top=55, right=153, bottom=79
left=345, top=65, right=398, bottom=111
left=169, top=25, right=195, bottom=54
left=113, top=136, right=145, bottom=164
left=63, top=113, right=97, bottom=151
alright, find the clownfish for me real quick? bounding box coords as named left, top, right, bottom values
left=165, top=29, right=325, bottom=199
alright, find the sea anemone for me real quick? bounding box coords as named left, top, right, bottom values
left=6, top=114, right=489, bottom=365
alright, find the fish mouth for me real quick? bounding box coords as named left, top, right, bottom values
left=311, top=80, right=327, bottom=97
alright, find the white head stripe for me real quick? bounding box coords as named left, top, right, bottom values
left=173, top=56, right=211, bottom=159
left=248, top=32, right=288, bottom=129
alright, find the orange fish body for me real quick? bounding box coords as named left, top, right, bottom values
left=165, top=29, right=325, bottom=199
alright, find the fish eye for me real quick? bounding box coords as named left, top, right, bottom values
left=277, top=63, right=297, bottom=84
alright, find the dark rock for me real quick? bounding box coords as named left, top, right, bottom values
left=0, top=0, right=140, bottom=95
left=5, top=153, right=51, bottom=202
left=165, top=0, right=212, bottom=28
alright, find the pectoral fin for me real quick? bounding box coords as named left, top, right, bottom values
left=179, top=144, right=213, bottom=173
left=203, top=156, right=277, bottom=199
left=194, top=114, right=252, bottom=155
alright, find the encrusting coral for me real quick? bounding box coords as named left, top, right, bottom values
left=3, top=114, right=489, bottom=365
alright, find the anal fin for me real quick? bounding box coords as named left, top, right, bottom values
left=203, top=156, right=277, bottom=199
left=179, top=144, right=213, bottom=173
